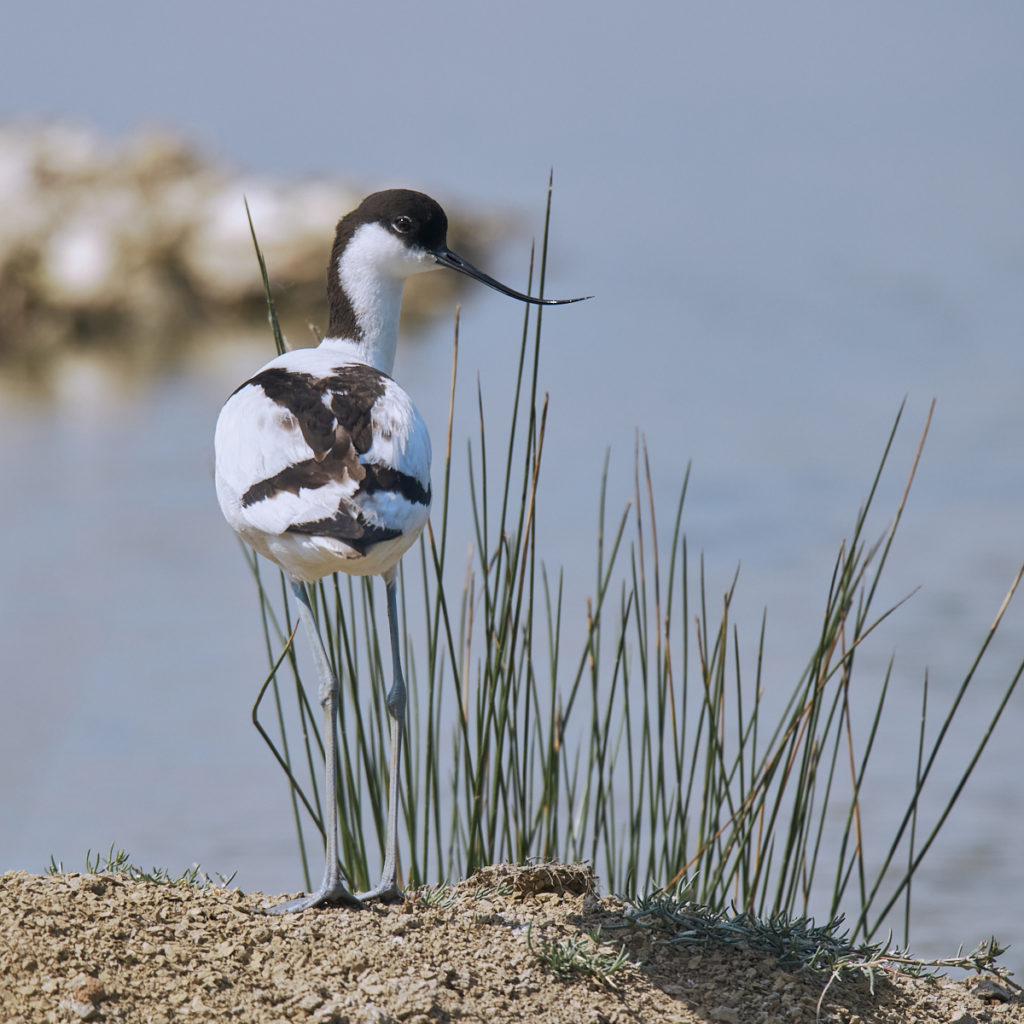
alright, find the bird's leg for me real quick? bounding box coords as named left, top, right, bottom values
left=263, top=576, right=362, bottom=914
left=357, top=568, right=406, bottom=903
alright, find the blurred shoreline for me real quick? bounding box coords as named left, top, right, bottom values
left=0, top=121, right=493, bottom=381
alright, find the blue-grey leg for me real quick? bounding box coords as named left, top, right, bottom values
left=263, top=577, right=362, bottom=914
left=357, top=567, right=406, bottom=902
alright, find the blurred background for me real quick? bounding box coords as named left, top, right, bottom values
left=1, top=1, right=1022, bottom=971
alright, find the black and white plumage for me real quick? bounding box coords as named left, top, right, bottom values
left=217, top=354, right=432, bottom=583
left=215, top=189, right=587, bottom=914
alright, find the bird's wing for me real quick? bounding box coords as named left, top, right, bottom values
left=216, top=362, right=430, bottom=554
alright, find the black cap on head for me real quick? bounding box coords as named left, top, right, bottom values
left=354, top=189, right=450, bottom=254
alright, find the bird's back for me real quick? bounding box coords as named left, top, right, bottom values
left=215, top=344, right=432, bottom=583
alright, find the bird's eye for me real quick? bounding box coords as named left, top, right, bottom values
left=392, top=215, right=413, bottom=234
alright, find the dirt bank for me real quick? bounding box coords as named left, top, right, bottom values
left=1, top=864, right=1018, bottom=1023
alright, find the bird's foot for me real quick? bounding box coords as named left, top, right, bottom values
left=262, top=881, right=364, bottom=915
left=356, top=878, right=404, bottom=904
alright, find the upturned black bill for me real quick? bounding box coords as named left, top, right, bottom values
left=433, top=248, right=591, bottom=305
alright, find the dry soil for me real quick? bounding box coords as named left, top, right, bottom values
left=1, top=863, right=1019, bottom=1023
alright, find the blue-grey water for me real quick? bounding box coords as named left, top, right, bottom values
left=1, top=1, right=1022, bottom=974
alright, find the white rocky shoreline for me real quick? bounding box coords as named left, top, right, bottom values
left=0, top=121, right=493, bottom=369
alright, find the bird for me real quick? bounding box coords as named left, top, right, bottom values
left=214, top=188, right=588, bottom=913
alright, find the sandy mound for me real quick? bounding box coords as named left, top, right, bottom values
left=1, top=864, right=1018, bottom=1023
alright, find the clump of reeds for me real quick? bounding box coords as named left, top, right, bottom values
left=241, top=185, right=1024, bottom=952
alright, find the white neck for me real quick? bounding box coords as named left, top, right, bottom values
left=323, top=267, right=405, bottom=374
left=322, top=221, right=436, bottom=375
